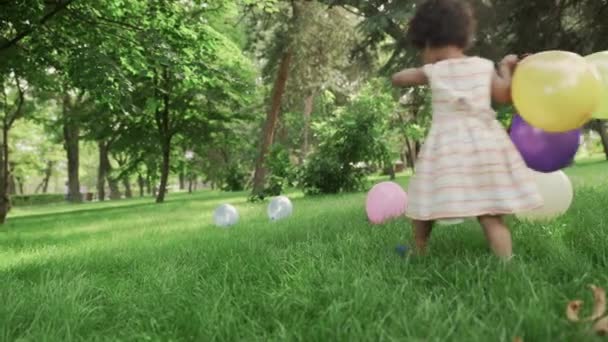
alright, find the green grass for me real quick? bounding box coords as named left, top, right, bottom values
left=1, top=161, right=608, bottom=341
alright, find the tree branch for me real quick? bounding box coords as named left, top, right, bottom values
left=8, top=75, right=25, bottom=128
left=92, top=14, right=144, bottom=32
left=0, top=0, right=77, bottom=51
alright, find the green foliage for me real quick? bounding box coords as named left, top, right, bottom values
left=221, top=163, right=248, bottom=192
left=496, top=105, right=515, bottom=130
left=264, top=144, right=295, bottom=196
left=11, top=194, right=65, bottom=207
left=10, top=120, right=61, bottom=183
left=300, top=79, right=394, bottom=195
left=248, top=144, right=295, bottom=202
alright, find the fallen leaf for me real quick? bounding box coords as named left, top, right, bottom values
left=567, top=300, right=583, bottom=322
left=592, top=316, right=608, bottom=336
left=513, top=337, right=523, bottom=342
left=587, top=285, right=606, bottom=321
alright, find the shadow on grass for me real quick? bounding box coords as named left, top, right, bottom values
left=6, top=190, right=249, bottom=226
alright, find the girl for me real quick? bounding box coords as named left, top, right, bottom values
left=391, top=0, right=543, bottom=260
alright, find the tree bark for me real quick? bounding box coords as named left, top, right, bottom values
left=404, top=137, right=418, bottom=169
left=155, top=68, right=172, bottom=204
left=8, top=163, right=16, bottom=195
left=300, top=92, right=315, bottom=163
left=63, top=122, right=82, bottom=202
left=97, top=140, right=109, bottom=201
left=0, top=77, right=25, bottom=223
left=41, top=161, right=53, bottom=193
left=252, top=48, right=293, bottom=196
left=145, top=174, right=152, bottom=195
left=157, top=137, right=171, bottom=203
left=107, top=176, right=121, bottom=200
left=387, top=162, right=396, bottom=180
left=63, top=102, right=81, bottom=203
left=16, top=176, right=24, bottom=195
left=122, top=176, right=132, bottom=198
left=188, top=175, right=195, bottom=194
left=597, top=121, right=608, bottom=160
left=0, top=125, right=11, bottom=223
left=137, top=173, right=145, bottom=197
left=100, top=146, right=121, bottom=200
left=179, top=171, right=185, bottom=190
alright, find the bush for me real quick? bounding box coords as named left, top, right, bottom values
left=221, top=163, right=248, bottom=192
left=300, top=79, right=394, bottom=195
left=265, top=144, right=295, bottom=196
left=11, top=194, right=65, bottom=206
left=249, top=144, right=295, bottom=202
left=299, top=152, right=368, bottom=195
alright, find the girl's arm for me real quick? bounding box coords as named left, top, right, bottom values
left=492, top=54, right=519, bottom=104
left=391, top=68, right=428, bottom=87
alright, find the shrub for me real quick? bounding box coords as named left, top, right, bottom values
left=300, top=79, right=393, bottom=195
left=249, top=144, right=295, bottom=202
left=221, top=163, right=248, bottom=192
left=264, top=144, right=295, bottom=196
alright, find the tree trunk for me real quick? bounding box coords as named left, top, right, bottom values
left=137, top=173, right=145, bottom=197
left=107, top=176, right=121, bottom=200
left=101, top=148, right=121, bottom=200
left=188, top=175, right=196, bottom=194
left=404, top=138, right=418, bottom=169
left=145, top=174, right=152, bottom=195
left=597, top=121, right=608, bottom=160
left=156, top=137, right=171, bottom=203
left=155, top=68, right=172, bottom=204
left=0, top=125, right=11, bottom=223
left=179, top=171, right=185, bottom=190
left=41, top=161, right=53, bottom=193
left=8, top=163, right=16, bottom=195
left=252, top=49, right=293, bottom=196
left=16, top=177, right=24, bottom=195
left=97, top=141, right=109, bottom=201
left=300, top=92, right=315, bottom=163
left=387, top=162, right=396, bottom=180
left=122, top=176, right=132, bottom=198
left=63, top=98, right=81, bottom=203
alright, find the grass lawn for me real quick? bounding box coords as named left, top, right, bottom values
left=1, top=160, right=608, bottom=341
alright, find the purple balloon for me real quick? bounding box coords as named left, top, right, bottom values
left=510, top=115, right=581, bottom=173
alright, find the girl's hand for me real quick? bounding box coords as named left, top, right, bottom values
left=500, top=54, right=519, bottom=70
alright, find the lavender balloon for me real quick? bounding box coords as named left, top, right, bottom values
left=510, top=115, right=581, bottom=173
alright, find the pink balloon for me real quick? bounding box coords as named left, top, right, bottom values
left=366, top=182, right=408, bottom=224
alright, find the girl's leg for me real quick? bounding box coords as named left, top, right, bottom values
left=413, top=220, right=434, bottom=254
left=478, top=215, right=512, bottom=260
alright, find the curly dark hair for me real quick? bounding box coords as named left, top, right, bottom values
left=407, top=0, right=476, bottom=50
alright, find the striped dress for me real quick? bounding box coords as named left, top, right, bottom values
left=406, top=57, right=543, bottom=221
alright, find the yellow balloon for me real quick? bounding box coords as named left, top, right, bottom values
left=512, top=51, right=602, bottom=132
left=516, top=170, right=573, bottom=222
left=585, top=51, right=608, bottom=119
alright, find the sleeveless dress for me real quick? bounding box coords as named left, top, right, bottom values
left=406, top=57, right=543, bottom=221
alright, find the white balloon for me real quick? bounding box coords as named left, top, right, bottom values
left=214, top=204, right=239, bottom=228
left=268, top=196, right=293, bottom=221
left=516, top=170, right=574, bottom=221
